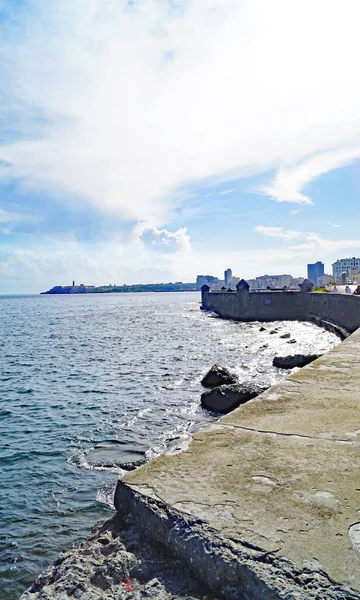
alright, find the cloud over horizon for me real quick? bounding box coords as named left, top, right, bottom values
left=2, top=1, right=360, bottom=292
left=140, top=226, right=190, bottom=253
left=1, top=0, right=360, bottom=226
left=255, top=225, right=304, bottom=241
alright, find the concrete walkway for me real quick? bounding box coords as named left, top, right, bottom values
left=329, top=285, right=358, bottom=294
left=115, top=329, right=360, bottom=599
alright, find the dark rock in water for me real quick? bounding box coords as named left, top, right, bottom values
left=259, top=326, right=266, bottom=332
left=287, top=339, right=297, bottom=344
left=273, top=354, right=322, bottom=369
left=201, top=364, right=238, bottom=388
left=269, top=329, right=278, bottom=334
left=280, top=333, right=291, bottom=339
left=86, top=446, right=146, bottom=471
left=201, top=382, right=268, bottom=413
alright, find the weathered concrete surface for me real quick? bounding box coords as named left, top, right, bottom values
left=21, top=514, right=213, bottom=600
left=115, top=328, right=360, bottom=599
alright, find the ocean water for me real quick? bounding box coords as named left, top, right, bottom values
left=0, top=292, right=340, bottom=599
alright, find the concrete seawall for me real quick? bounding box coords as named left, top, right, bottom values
left=201, top=288, right=360, bottom=336
left=115, top=305, right=360, bottom=598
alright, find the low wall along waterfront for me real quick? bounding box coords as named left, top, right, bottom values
left=201, top=286, right=360, bottom=335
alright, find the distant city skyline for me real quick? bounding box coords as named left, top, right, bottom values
left=2, top=2, right=360, bottom=293
left=197, top=271, right=305, bottom=291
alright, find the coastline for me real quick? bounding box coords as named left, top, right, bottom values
left=17, top=290, right=360, bottom=600
left=21, top=325, right=360, bottom=599
left=40, top=284, right=197, bottom=294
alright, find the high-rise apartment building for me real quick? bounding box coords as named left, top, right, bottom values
left=307, top=262, right=324, bottom=286
left=332, top=257, right=360, bottom=282
left=224, top=268, right=232, bottom=288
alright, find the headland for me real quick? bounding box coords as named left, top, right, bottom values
left=41, top=282, right=197, bottom=294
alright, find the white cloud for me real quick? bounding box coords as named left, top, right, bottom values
left=186, top=234, right=360, bottom=282
left=140, top=227, right=190, bottom=253
left=255, top=225, right=304, bottom=241
left=289, top=234, right=360, bottom=256
left=254, top=225, right=360, bottom=263
left=218, top=188, right=235, bottom=196
left=1, top=0, right=360, bottom=221
left=0, top=208, right=36, bottom=223
left=0, top=249, right=49, bottom=278
left=0, top=241, right=169, bottom=289
left=259, top=147, right=360, bottom=205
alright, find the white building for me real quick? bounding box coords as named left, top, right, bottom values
left=291, top=277, right=305, bottom=288
left=277, top=274, right=293, bottom=288
left=316, top=274, right=332, bottom=287
left=252, top=274, right=293, bottom=289
left=332, top=257, right=360, bottom=283
left=196, top=275, right=223, bottom=289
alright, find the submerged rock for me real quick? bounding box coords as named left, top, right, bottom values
left=287, top=339, right=297, bottom=344
left=201, top=382, right=268, bottom=413
left=86, top=446, right=146, bottom=471
left=273, top=354, right=322, bottom=369
left=201, top=364, right=238, bottom=388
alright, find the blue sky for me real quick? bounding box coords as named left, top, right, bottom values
left=1, top=0, right=360, bottom=293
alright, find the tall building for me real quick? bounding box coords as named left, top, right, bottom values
left=307, top=262, right=324, bottom=286
left=224, top=268, right=232, bottom=288
left=332, top=257, right=360, bottom=282
left=196, top=275, right=222, bottom=290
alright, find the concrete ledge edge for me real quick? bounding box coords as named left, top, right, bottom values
left=114, top=481, right=360, bottom=600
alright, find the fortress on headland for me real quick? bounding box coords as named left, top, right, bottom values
left=201, top=278, right=360, bottom=336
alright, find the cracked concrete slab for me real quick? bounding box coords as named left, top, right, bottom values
left=115, top=328, right=360, bottom=598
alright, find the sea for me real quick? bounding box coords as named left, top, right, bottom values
left=0, top=292, right=340, bottom=600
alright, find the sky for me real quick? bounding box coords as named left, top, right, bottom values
left=1, top=0, right=360, bottom=293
